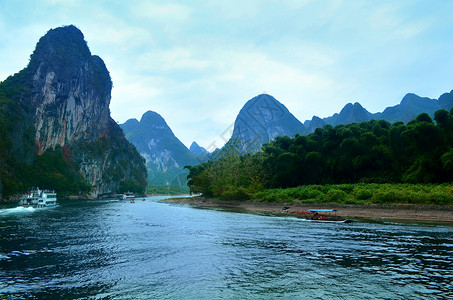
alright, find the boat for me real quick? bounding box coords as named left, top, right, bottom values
left=290, top=209, right=353, bottom=223
left=122, top=192, right=135, bottom=200
left=20, top=188, right=57, bottom=208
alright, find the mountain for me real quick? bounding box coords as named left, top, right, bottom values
left=304, top=116, right=326, bottom=133
left=438, top=90, right=453, bottom=110
left=190, top=141, right=209, bottom=156
left=324, top=102, right=373, bottom=126
left=306, top=91, right=453, bottom=133
left=374, top=93, right=440, bottom=124
left=0, top=25, right=147, bottom=199
left=120, top=111, right=199, bottom=186
left=227, top=94, right=308, bottom=153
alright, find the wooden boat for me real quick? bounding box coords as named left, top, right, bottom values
left=290, top=209, right=353, bottom=223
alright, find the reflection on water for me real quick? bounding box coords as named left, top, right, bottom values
left=0, top=197, right=452, bottom=299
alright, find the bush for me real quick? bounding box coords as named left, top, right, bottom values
left=324, top=189, right=347, bottom=202
left=355, top=189, right=373, bottom=200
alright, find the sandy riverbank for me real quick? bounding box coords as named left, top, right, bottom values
left=162, top=196, right=453, bottom=224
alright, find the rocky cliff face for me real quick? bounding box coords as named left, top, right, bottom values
left=0, top=25, right=147, bottom=197
left=120, top=111, right=199, bottom=186
left=28, top=26, right=111, bottom=154
left=228, top=94, right=307, bottom=153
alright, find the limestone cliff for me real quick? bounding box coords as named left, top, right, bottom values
left=0, top=25, right=146, bottom=198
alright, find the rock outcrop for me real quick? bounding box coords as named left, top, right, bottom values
left=0, top=25, right=147, bottom=198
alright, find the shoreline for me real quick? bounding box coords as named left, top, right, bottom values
left=162, top=196, right=453, bottom=224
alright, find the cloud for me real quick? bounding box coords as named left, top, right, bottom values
left=131, top=2, right=192, bottom=23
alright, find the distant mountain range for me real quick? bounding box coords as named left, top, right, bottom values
left=304, top=91, right=453, bottom=133
left=120, top=111, right=205, bottom=186
left=123, top=90, right=453, bottom=185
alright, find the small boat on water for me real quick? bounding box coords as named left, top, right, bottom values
left=116, top=192, right=135, bottom=200
left=20, top=188, right=57, bottom=208
left=122, top=192, right=135, bottom=200
left=290, top=209, right=353, bottom=223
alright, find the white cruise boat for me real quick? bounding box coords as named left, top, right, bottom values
left=122, top=192, right=135, bottom=200
left=20, top=188, right=57, bottom=208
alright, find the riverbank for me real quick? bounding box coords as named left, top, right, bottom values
left=162, top=196, right=453, bottom=223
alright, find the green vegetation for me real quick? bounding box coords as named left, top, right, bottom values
left=253, top=184, right=453, bottom=205
left=0, top=146, right=91, bottom=198
left=186, top=109, right=453, bottom=205
left=147, top=185, right=190, bottom=195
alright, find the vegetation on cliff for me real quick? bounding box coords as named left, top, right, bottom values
left=186, top=109, right=453, bottom=205
left=0, top=25, right=147, bottom=200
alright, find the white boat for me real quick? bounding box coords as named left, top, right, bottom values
left=122, top=192, right=135, bottom=200
left=20, top=188, right=57, bottom=208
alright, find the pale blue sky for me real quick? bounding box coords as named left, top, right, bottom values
left=1, top=0, right=453, bottom=150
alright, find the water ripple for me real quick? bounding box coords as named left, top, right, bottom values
left=0, top=198, right=452, bottom=299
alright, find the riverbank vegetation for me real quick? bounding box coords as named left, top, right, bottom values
left=254, top=184, right=453, bottom=205
left=147, top=185, right=190, bottom=195
left=185, top=109, right=453, bottom=206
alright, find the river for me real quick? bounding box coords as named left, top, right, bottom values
left=1, top=196, right=452, bottom=299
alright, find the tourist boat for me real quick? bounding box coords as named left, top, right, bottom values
left=290, top=209, right=353, bottom=223
left=122, top=192, right=135, bottom=200
left=20, top=188, right=57, bottom=208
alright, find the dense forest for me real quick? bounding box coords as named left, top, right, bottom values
left=185, top=109, right=453, bottom=204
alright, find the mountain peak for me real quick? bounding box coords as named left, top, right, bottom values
left=120, top=112, right=198, bottom=186
left=139, top=111, right=173, bottom=133
left=0, top=25, right=147, bottom=197
left=229, top=94, right=307, bottom=153
left=30, top=25, right=91, bottom=68
left=190, top=142, right=209, bottom=156
left=140, top=110, right=165, bottom=123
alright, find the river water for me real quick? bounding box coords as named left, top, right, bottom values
left=0, top=196, right=452, bottom=299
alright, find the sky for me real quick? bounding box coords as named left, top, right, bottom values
left=1, top=0, right=453, bottom=151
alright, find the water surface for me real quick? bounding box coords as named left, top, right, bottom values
left=1, top=197, right=452, bottom=299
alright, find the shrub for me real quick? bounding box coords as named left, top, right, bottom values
left=324, top=189, right=347, bottom=203
left=355, top=189, right=373, bottom=200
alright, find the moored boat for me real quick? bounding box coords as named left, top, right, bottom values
left=20, top=188, right=57, bottom=208
left=290, top=209, right=353, bottom=223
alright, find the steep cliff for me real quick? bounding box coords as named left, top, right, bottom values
left=120, top=111, right=198, bottom=186
left=0, top=25, right=147, bottom=198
